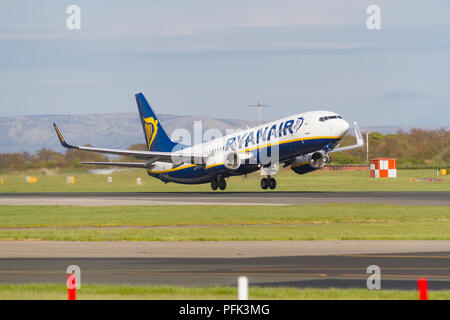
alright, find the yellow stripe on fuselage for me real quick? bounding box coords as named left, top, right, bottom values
left=239, top=136, right=342, bottom=153
left=148, top=164, right=196, bottom=174
left=205, top=163, right=224, bottom=170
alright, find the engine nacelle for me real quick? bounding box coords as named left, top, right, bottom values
left=309, top=151, right=325, bottom=169
left=223, top=151, right=240, bottom=170
left=290, top=151, right=326, bottom=175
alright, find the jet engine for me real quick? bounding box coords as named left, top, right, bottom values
left=223, top=151, right=240, bottom=170
left=290, top=151, right=326, bottom=175
left=309, top=151, right=325, bottom=169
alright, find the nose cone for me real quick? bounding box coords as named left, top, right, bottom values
left=337, top=119, right=350, bottom=137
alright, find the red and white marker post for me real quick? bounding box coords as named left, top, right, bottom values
left=418, top=278, right=428, bottom=300
left=67, top=273, right=77, bottom=300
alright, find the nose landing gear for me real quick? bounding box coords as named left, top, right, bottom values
left=261, top=176, right=276, bottom=190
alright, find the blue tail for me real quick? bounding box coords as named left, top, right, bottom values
left=135, top=92, right=179, bottom=152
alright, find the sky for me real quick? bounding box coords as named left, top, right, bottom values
left=0, top=0, right=449, bottom=127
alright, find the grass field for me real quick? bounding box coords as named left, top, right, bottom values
left=1, top=283, right=449, bottom=300
left=0, top=169, right=449, bottom=193
left=0, top=204, right=448, bottom=241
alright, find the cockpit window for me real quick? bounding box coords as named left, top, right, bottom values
left=320, top=115, right=342, bottom=121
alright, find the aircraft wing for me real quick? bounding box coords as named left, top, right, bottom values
left=53, top=123, right=205, bottom=164
left=329, top=121, right=364, bottom=153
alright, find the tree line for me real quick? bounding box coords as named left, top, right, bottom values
left=0, top=145, right=108, bottom=172
left=333, top=128, right=450, bottom=168
left=0, top=128, right=448, bottom=172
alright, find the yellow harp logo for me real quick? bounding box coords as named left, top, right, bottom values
left=143, top=117, right=158, bottom=150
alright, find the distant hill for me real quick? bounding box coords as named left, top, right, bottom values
left=0, top=113, right=448, bottom=154
left=0, top=113, right=258, bottom=154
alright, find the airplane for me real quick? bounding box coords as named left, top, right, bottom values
left=53, top=92, right=364, bottom=190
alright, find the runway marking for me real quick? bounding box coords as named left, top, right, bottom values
left=340, top=254, right=450, bottom=259
left=2, top=268, right=448, bottom=274
left=235, top=267, right=450, bottom=271
left=340, top=274, right=450, bottom=279
left=3, top=270, right=450, bottom=279
left=0, top=270, right=328, bottom=277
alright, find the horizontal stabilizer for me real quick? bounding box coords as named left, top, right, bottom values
left=80, top=162, right=150, bottom=169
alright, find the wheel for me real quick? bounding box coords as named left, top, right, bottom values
left=268, top=177, right=277, bottom=190
left=218, top=179, right=227, bottom=190
left=260, top=178, right=269, bottom=190
left=211, top=179, right=218, bottom=191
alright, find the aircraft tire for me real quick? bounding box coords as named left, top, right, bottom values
left=268, top=177, right=277, bottom=190
left=218, top=179, right=227, bottom=190
left=260, top=178, right=269, bottom=190
left=211, top=179, right=218, bottom=190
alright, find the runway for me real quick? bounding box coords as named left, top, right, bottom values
left=0, top=241, right=449, bottom=290
left=1, top=192, right=449, bottom=291
left=0, top=253, right=449, bottom=290
left=1, top=191, right=449, bottom=206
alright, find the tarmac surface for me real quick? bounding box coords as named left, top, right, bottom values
left=0, top=253, right=448, bottom=290
left=0, top=192, right=449, bottom=290
left=0, top=241, right=449, bottom=290
left=1, top=191, right=449, bottom=206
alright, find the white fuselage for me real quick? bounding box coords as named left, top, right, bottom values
left=147, top=110, right=349, bottom=183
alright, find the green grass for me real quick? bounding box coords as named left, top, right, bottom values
left=1, top=204, right=449, bottom=228
left=1, top=283, right=449, bottom=300
left=0, top=204, right=448, bottom=240
left=1, top=223, right=448, bottom=241
left=0, top=169, right=449, bottom=192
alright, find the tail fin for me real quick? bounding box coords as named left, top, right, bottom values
left=135, top=92, right=179, bottom=152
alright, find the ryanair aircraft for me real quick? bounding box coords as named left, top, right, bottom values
left=54, top=93, right=364, bottom=190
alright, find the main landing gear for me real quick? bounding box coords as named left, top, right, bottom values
left=260, top=176, right=276, bottom=190
left=211, top=176, right=227, bottom=191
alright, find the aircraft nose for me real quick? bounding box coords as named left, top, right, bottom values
left=337, top=119, right=350, bottom=136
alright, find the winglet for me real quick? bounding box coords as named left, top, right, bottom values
left=53, top=123, right=75, bottom=149
left=353, top=121, right=364, bottom=147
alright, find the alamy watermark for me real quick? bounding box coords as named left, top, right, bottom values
left=66, top=5, right=81, bottom=30
left=366, top=5, right=381, bottom=30
left=366, top=265, right=381, bottom=289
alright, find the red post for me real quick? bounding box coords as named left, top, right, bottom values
left=67, top=273, right=77, bottom=300
left=418, top=278, right=428, bottom=300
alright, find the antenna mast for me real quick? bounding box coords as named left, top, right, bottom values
left=246, top=100, right=269, bottom=126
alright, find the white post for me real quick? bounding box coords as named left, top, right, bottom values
left=366, top=132, right=369, bottom=165
left=238, top=276, right=248, bottom=300
left=366, top=132, right=370, bottom=177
